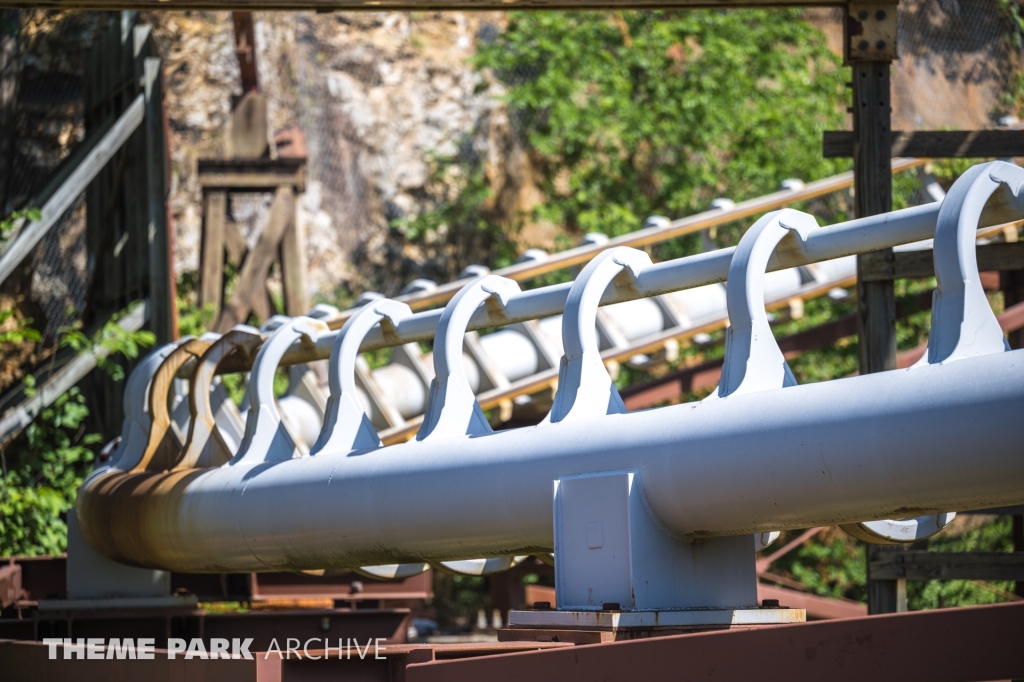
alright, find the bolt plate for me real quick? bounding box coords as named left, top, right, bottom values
left=846, top=3, right=898, bottom=62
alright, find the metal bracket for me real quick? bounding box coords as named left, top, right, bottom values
left=842, top=162, right=1024, bottom=545
left=311, top=299, right=412, bottom=455
left=175, top=327, right=263, bottom=470
left=313, top=299, right=432, bottom=581
left=232, top=317, right=328, bottom=464
left=413, top=275, right=525, bottom=576
left=707, top=209, right=815, bottom=399
left=845, top=2, right=898, bottom=62
left=130, top=337, right=212, bottom=472
left=916, top=161, right=1021, bottom=365
left=554, top=470, right=758, bottom=611
left=545, top=248, right=651, bottom=423
left=102, top=340, right=183, bottom=472
left=416, top=275, right=521, bottom=441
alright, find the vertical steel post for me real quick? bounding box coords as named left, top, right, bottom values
left=847, top=2, right=901, bottom=614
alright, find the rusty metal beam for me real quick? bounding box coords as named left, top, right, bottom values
left=406, top=602, right=1024, bottom=682
left=756, top=584, right=866, bottom=620
left=0, top=563, right=23, bottom=610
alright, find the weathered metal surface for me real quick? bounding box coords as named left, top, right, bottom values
left=0, top=563, right=24, bottom=609
left=75, top=347, right=1024, bottom=572
left=406, top=602, right=1024, bottom=682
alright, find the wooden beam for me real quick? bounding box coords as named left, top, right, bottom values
left=870, top=551, right=1024, bottom=582
left=199, top=191, right=227, bottom=313
left=0, top=0, right=843, bottom=9
left=143, top=57, right=174, bottom=344
left=825, top=130, right=1024, bottom=158
left=0, top=94, right=144, bottom=287
left=859, top=241, right=1024, bottom=281
left=278, top=188, right=309, bottom=317
left=197, top=157, right=305, bottom=192
left=224, top=220, right=248, bottom=267
left=215, top=185, right=293, bottom=332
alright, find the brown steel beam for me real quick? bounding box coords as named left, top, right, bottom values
left=756, top=583, right=866, bottom=620
left=0, top=563, right=23, bottom=610
left=406, top=602, right=1024, bottom=682
left=232, top=12, right=260, bottom=94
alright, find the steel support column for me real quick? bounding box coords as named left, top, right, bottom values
left=847, top=2, right=900, bottom=615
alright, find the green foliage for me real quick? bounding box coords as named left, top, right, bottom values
left=763, top=528, right=867, bottom=602
left=397, top=154, right=495, bottom=243
left=908, top=516, right=1017, bottom=610
left=473, top=10, right=848, bottom=238
left=0, top=207, right=42, bottom=244
left=0, top=309, right=42, bottom=345
left=0, top=388, right=100, bottom=555
left=57, top=307, right=157, bottom=382
left=1, top=304, right=156, bottom=556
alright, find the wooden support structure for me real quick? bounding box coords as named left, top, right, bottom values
left=858, top=241, right=1024, bottom=281
left=869, top=551, right=1024, bottom=582
left=79, top=16, right=174, bottom=438
left=197, top=158, right=308, bottom=332
left=824, top=130, right=1024, bottom=158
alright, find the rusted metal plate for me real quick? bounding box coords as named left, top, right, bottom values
left=203, top=608, right=412, bottom=652
left=0, top=564, right=24, bottom=609
left=0, top=634, right=570, bottom=682
left=406, top=602, right=1024, bottom=682
left=756, top=584, right=866, bottom=621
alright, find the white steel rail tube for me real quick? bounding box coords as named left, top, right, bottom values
left=78, top=349, right=1024, bottom=573
left=262, top=193, right=1024, bottom=370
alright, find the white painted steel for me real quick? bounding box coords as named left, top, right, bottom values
left=275, top=191, right=1024, bottom=363
left=545, top=248, right=644, bottom=423
left=662, top=283, right=729, bottom=327
left=600, top=298, right=665, bottom=342
left=78, top=349, right=1024, bottom=572
left=707, top=210, right=811, bottom=399
left=77, top=162, right=1024, bottom=574
left=840, top=161, right=1023, bottom=544
left=478, top=329, right=540, bottom=382
left=373, top=364, right=428, bottom=419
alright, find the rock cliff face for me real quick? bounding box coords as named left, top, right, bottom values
left=149, top=10, right=530, bottom=300
left=147, top=5, right=1017, bottom=303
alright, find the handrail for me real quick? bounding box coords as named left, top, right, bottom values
left=0, top=94, right=145, bottom=287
